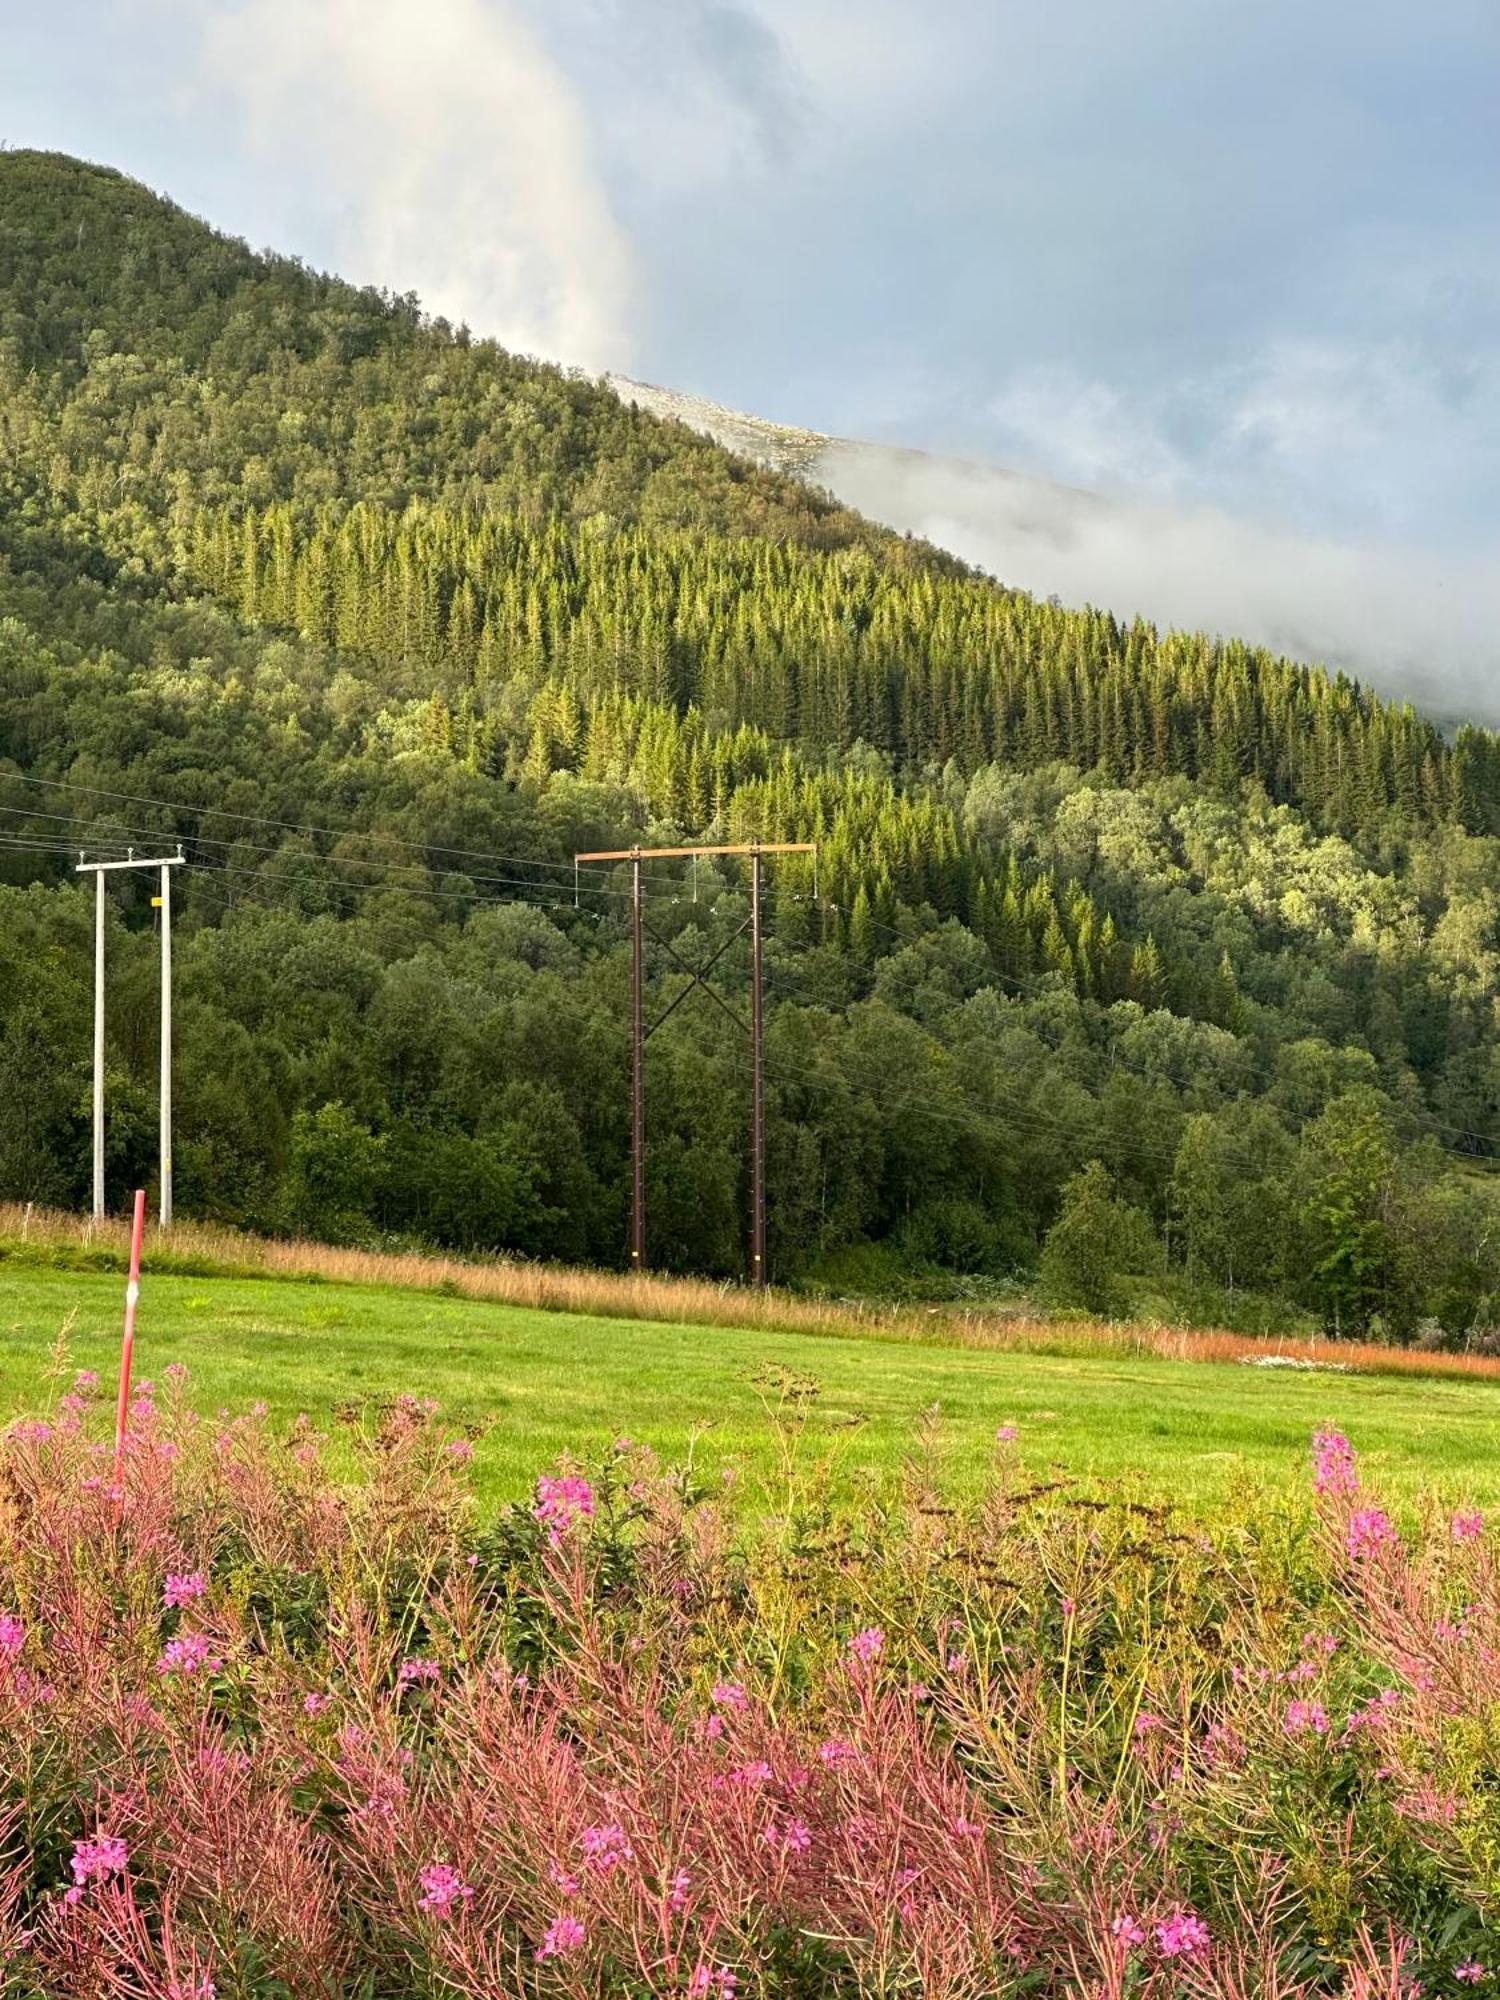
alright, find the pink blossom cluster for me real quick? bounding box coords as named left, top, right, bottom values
left=156, top=1631, right=223, bottom=1677
left=416, top=1862, right=473, bottom=1917
left=1155, top=1909, right=1211, bottom=1959
left=163, top=1569, right=207, bottom=1609
left=533, top=1473, right=596, bottom=1547
left=66, top=1835, right=128, bottom=1903
left=1312, top=1429, right=1358, bottom=1496
left=579, top=1822, right=633, bottom=1872
left=687, top=1965, right=738, bottom=1997
left=1347, top=1507, right=1398, bottom=1561
left=1283, top=1700, right=1330, bottom=1737
left=536, top=1913, right=586, bottom=1959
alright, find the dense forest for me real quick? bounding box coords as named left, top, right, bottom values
left=5, top=149, right=1500, bottom=1340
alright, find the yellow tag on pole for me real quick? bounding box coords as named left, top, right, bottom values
left=151, top=896, right=163, bottom=907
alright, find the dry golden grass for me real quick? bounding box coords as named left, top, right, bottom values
left=4, top=1201, right=1499, bottom=1384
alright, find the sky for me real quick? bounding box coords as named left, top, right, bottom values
left=4, top=0, right=1499, bottom=697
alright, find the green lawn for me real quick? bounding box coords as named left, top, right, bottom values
left=3, top=1262, right=1499, bottom=1514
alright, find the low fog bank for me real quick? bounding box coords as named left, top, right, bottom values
left=815, top=440, right=1500, bottom=726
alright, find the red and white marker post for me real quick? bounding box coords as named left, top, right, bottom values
left=112, top=1189, right=147, bottom=1486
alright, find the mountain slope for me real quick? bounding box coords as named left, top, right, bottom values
left=3, top=151, right=1500, bottom=1342
left=608, top=375, right=1500, bottom=727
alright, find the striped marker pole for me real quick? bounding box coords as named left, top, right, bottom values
left=113, top=1189, right=147, bottom=1487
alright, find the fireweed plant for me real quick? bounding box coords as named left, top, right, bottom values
left=1, top=1373, right=1499, bottom=1996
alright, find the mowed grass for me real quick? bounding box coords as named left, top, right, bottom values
left=3, top=1262, right=1500, bottom=1514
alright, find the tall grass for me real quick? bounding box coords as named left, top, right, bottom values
left=4, top=1200, right=1498, bottom=1384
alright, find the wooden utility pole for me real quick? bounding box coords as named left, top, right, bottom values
left=630, top=851, right=645, bottom=1272
left=575, top=841, right=815, bottom=1286
left=76, top=851, right=186, bottom=1223
left=749, top=848, right=765, bottom=1284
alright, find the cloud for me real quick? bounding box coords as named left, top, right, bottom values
left=986, top=332, right=1500, bottom=547
left=813, top=434, right=1500, bottom=719
left=517, top=0, right=805, bottom=186
left=197, top=0, right=635, bottom=371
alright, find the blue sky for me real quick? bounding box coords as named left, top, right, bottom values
left=5, top=1, right=1497, bottom=571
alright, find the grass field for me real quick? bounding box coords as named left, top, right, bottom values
left=5, top=1256, right=1500, bottom=1512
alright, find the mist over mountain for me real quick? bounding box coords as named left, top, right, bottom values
left=610, top=375, right=1500, bottom=727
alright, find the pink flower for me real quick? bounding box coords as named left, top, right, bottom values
left=536, top=1914, right=586, bottom=1960
left=728, top=1760, right=775, bottom=1786
left=417, top=1862, right=473, bottom=1916
left=70, top=1836, right=128, bottom=1888
left=163, top=1570, right=207, bottom=1609
left=304, top=1692, right=330, bottom=1716
left=73, top=1369, right=99, bottom=1391
left=1111, top=1914, right=1147, bottom=1948
left=687, top=1967, right=738, bottom=1998
left=533, top=1474, right=595, bottom=1547
left=1312, top=1429, right=1359, bottom=1496
left=1134, top=1711, right=1166, bottom=1738
left=0, top=1614, right=23, bottom=1659
left=579, top=1823, right=633, bottom=1872
left=1347, top=1508, right=1398, bottom=1560
left=156, top=1632, right=223, bottom=1677
left=763, top=1818, right=812, bottom=1855
left=846, top=1627, right=885, bottom=1664
left=1155, top=1910, right=1210, bottom=1959
left=668, top=1868, right=691, bottom=1910
left=711, top=1681, right=749, bottom=1710
left=398, top=1657, right=441, bottom=1689
left=1457, top=1962, right=1486, bottom=1984
left=995, top=1424, right=1019, bottom=1443
left=1285, top=1700, right=1330, bottom=1736
left=1453, top=1510, right=1485, bottom=1542
left=818, top=1739, right=854, bottom=1767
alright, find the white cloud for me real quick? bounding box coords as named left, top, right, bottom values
left=198, top=0, right=636, bottom=371
left=986, top=332, right=1500, bottom=546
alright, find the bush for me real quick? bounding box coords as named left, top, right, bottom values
left=1038, top=1159, right=1161, bottom=1316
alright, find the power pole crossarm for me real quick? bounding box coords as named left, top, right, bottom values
left=574, top=843, right=815, bottom=862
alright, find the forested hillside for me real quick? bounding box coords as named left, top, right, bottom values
left=5, top=149, right=1500, bottom=1339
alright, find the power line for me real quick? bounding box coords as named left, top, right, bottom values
left=0, top=767, right=619, bottom=882
left=0, top=794, right=680, bottom=905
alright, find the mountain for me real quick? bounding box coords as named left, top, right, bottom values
left=608, top=376, right=1500, bottom=726
left=4, top=149, right=1500, bottom=1342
